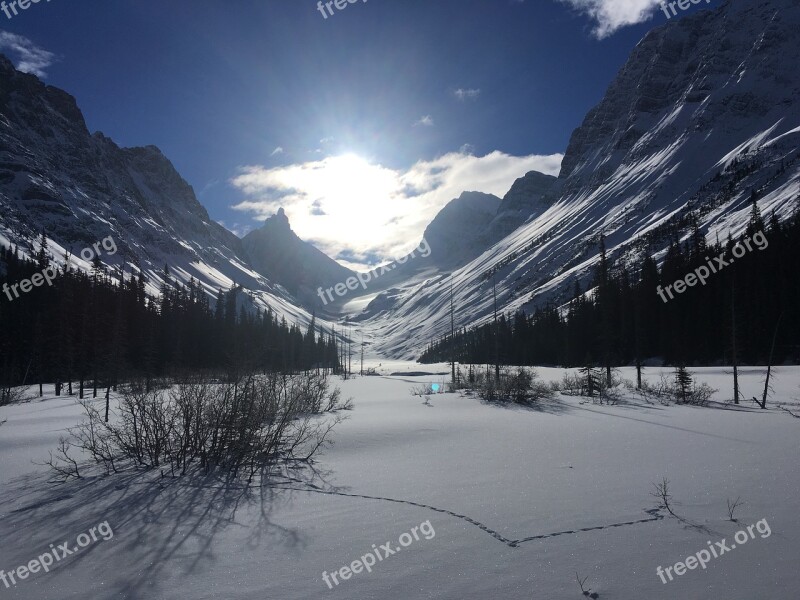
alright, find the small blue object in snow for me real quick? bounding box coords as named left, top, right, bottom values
left=431, top=384, right=440, bottom=392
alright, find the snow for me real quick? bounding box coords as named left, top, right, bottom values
left=1, top=365, right=798, bottom=599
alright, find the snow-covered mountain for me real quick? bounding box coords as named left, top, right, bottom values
left=242, top=207, right=355, bottom=306
left=420, top=191, right=501, bottom=268
left=357, top=0, right=800, bottom=358
left=482, top=171, right=558, bottom=244
left=3, top=0, right=799, bottom=360
left=0, top=54, right=318, bottom=326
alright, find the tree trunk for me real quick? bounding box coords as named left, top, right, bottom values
left=492, top=274, right=499, bottom=383
left=731, top=274, right=739, bottom=404
left=105, top=385, right=111, bottom=422
left=636, top=359, right=642, bottom=390
left=759, top=312, right=784, bottom=409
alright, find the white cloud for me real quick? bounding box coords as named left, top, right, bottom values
left=217, top=220, right=252, bottom=238
left=459, top=143, right=476, bottom=155
left=0, top=31, right=55, bottom=77
left=454, top=88, right=481, bottom=101
left=230, top=150, right=563, bottom=269
left=270, top=146, right=284, bottom=156
left=557, top=0, right=662, bottom=38
left=414, top=115, right=434, bottom=127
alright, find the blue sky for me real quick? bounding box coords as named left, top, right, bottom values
left=0, top=0, right=717, bottom=268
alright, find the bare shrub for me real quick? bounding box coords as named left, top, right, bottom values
left=649, top=373, right=676, bottom=405
left=476, top=367, right=553, bottom=405
left=0, top=383, right=28, bottom=406
left=410, top=384, right=436, bottom=397
left=576, top=572, right=598, bottom=598
left=633, top=373, right=715, bottom=406
left=39, top=436, right=82, bottom=480
left=628, top=376, right=671, bottom=405
left=562, top=368, right=622, bottom=404
left=651, top=477, right=677, bottom=517
left=560, top=371, right=585, bottom=396
left=726, top=496, right=744, bottom=522
left=593, top=368, right=625, bottom=405
left=689, top=382, right=716, bottom=405
left=48, top=372, right=347, bottom=483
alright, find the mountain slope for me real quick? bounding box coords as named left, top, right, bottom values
left=357, top=0, right=800, bottom=358
left=420, top=191, right=502, bottom=268
left=482, top=171, right=558, bottom=244
left=0, top=55, right=314, bottom=326
left=242, top=207, right=355, bottom=306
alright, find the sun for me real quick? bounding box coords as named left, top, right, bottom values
left=314, top=154, right=399, bottom=229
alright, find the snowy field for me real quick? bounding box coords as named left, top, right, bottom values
left=0, top=364, right=798, bottom=599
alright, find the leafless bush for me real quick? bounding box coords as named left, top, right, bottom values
left=476, top=367, right=553, bottom=405
left=689, top=383, right=716, bottom=406
left=726, top=496, right=744, bottom=522
left=530, top=378, right=556, bottom=402
left=628, top=374, right=672, bottom=405
left=631, top=373, right=715, bottom=406
left=561, top=371, right=586, bottom=396
left=48, top=372, right=347, bottom=483
left=562, top=368, right=623, bottom=404
left=410, top=384, right=436, bottom=397
left=0, top=383, right=27, bottom=406
left=39, top=436, right=82, bottom=480
left=652, top=373, right=676, bottom=405
left=576, top=572, right=598, bottom=598
left=651, top=477, right=676, bottom=517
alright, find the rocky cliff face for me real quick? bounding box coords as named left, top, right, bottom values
left=242, top=208, right=355, bottom=306
left=419, top=191, right=502, bottom=268
left=560, top=0, right=800, bottom=195
left=0, top=55, right=313, bottom=325
left=483, top=171, right=558, bottom=243
left=0, top=56, right=235, bottom=257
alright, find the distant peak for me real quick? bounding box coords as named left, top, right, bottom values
left=262, top=207, right=291, bottom=231
left=0, top=54, right=14, bottom=73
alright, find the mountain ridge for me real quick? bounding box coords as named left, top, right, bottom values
left=355, top=0, right=800, bottom=358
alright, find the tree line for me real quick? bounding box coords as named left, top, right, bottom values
left=420, top=200, right=800, bottom=372
left=0, top=238, right=344, bottom=401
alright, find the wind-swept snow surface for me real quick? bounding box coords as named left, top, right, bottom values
left=1, top=366, right=798, bottom=599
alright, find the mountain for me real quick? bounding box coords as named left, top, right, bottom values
left=483, top=171, right=558, bottom=243
left=3, top=0, right=799, bottom=362
left=420, top=191, right=502, bottom=268
left=357, top=0, right=800, bottom=358
left=0, top=55, right=313, bottom=326
left=242, top=208, right=355, bottom=306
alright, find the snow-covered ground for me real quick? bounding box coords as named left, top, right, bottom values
left=0, top=365, right=798, bottom=599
